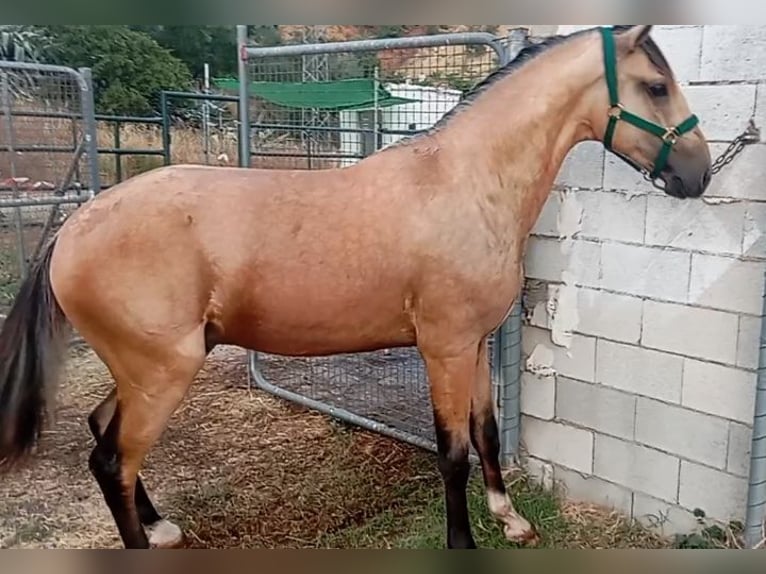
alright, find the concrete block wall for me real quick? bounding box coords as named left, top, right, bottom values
left=519, top=25, right=765, bottom=535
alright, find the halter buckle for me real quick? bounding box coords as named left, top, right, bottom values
left=608, top=103, right=624, bottom=119
left=662, top=127, right=679, bottom=145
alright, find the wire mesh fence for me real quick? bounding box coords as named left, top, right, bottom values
left=0, top=62, right=97, bottom=315
left=240, top=38, right=503, bottom=171
left=243, top=32, right=511, bottom=453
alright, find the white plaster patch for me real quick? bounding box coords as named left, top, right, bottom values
left=526, top=343, right=556, bottom=377
left=557, top=190, right=584, bottom=237
left=549, top=272, right=580, bottom=348
left=702, top=196, right=742, bottom=205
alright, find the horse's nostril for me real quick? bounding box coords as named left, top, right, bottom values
left=701, top=169, right=712, bottom=190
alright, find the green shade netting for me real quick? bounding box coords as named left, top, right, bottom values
left=212, top=77, right=418, bottom=111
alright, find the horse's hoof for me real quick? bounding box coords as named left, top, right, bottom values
left=504, top=523, right=540, bottom=547
left=147, top=519, right=186, bottom=549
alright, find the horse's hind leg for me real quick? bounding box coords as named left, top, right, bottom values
left=88, top=338, right=205, bottom=549
left=88, top=388, right=182, bottom=548
left=469, top=336, right=538, bottom=546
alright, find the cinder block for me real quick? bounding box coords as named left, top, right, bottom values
left=652, top=26, right=703, bottom=84
left=520, top=415, right=594, bottom=474
left=737, top=316, right=761, bottom=370
left=689, top=254, right=765, bottom=315
left=682, top=359, right=757, bottom=424
left=576, top=190, right=647, bottom=244
left=576, top=287, right=642, bottom=344
left=522, top=326, right=597, bottom=383
left=596, top=339, right=683, bottom=403
left=743, top=203, right=766, bottom=259
left=556, top=377, right=636, bottom=440
left=601, top=242, right=690, bottom=303
left=678, top=461, right=747, bottom=521
left=645, top=194, right=745, bottom=256
left=603, top=154, right=656, bottom=193
left=521, top=372, right=556, bottom=420
left=633, top=493, right=702, bottom=536
left=635, top=397, right=729, bottom=469
left=728, top=422, right=753, bottom=478
left=594, top=434, right=680, bottom=503
left=705, top=143, right=766, bottom=201
left=555, top=141, right=604, bottom=189
left=700, top=26, right=766, bottom=82
left=524, top=237, right=601, bottom=288
left=642, top=300, right=739, bottom=365
left=554, top=466, right=634, bottom=516
left=684, top=84, right=757, bottom=141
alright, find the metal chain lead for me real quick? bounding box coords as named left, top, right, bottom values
left=642, top=118, right=761, bottom=191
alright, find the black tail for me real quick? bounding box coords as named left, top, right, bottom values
left=0, top=238, right=69, bottom=471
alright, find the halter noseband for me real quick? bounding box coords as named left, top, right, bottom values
left=600, top=26, right=699, bottom=180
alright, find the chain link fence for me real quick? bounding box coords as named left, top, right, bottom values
left=0, top=61, right=98, bottom=315
left=240, top=31, right=524, bottom=456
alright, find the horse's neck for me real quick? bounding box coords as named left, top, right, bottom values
left=436, top=36, right=600, bottom=239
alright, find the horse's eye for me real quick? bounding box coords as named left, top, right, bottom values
left=648, top=83, right=668, bottom=98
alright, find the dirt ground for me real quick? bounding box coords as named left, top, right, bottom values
left=0, top=344, right=442, bottom=549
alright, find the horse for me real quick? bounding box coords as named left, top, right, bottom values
left=0, top=25, right=711, bottom=549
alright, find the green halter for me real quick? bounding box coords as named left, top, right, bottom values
left=600, top=26, right=699, bottom=180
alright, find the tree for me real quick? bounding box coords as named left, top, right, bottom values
left=31, top=25, right=193, bottom=115
left=131, top=26, right=238, bottom=83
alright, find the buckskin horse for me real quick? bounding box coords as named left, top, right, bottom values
left=0, top=25, right=711, bottom=549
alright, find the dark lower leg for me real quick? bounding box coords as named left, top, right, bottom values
left=435, top=419, right=476, bottom=549
left=88, top=392, right=162, bottom=526
left=469, top=409, right=505, bottom=495
left=470, top=338, right=537, bottom=544
left=88, top=405, right=149, bottom=548
left=470, top=338, right=507, bottom=495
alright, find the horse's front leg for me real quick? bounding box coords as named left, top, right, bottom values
left=421, top=336, right=480, bottom=549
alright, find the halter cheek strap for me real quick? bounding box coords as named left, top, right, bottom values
left=600, top=26, right=699, bottom=180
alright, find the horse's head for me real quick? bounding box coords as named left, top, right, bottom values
left=587, top=25, right=711, bottom=199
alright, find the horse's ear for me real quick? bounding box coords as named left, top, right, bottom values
left=615, top=25, right=653, bottom=52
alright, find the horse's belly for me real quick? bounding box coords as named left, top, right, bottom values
left=223, top=286, right=416, bottom=356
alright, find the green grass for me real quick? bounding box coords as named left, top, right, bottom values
left=320, top=468, right=668, bottom=550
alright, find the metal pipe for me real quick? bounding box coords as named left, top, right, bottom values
left=246, top=32, right=508, bottom=62
left=161, top=90, right=238, bottom=103
left=1, top=72, right=28, bottom=281
left=745, top=270, right=766, bottom=548
left=0, top=195, right=90, bottom=208
left=79, top=68, right=101, bottom=196
left=236, top=25, right=250, bottom=168
left=160, top=91, right=171, bottom=166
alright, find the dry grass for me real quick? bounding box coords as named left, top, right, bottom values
left=0, top=344, right=441, bottom=549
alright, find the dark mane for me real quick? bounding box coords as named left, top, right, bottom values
left=387, top=25, right=673, bottom=148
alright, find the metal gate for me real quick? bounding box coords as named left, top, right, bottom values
left=237, top=28, right=525, bottom=461
left=0, top=61, right=99, bottom=314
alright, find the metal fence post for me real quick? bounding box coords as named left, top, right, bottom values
left=160, top=91, right=171, bottom=165
left=237, top=25, right=251, bottom=168
left=79, top=67, right=101, bottom=197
